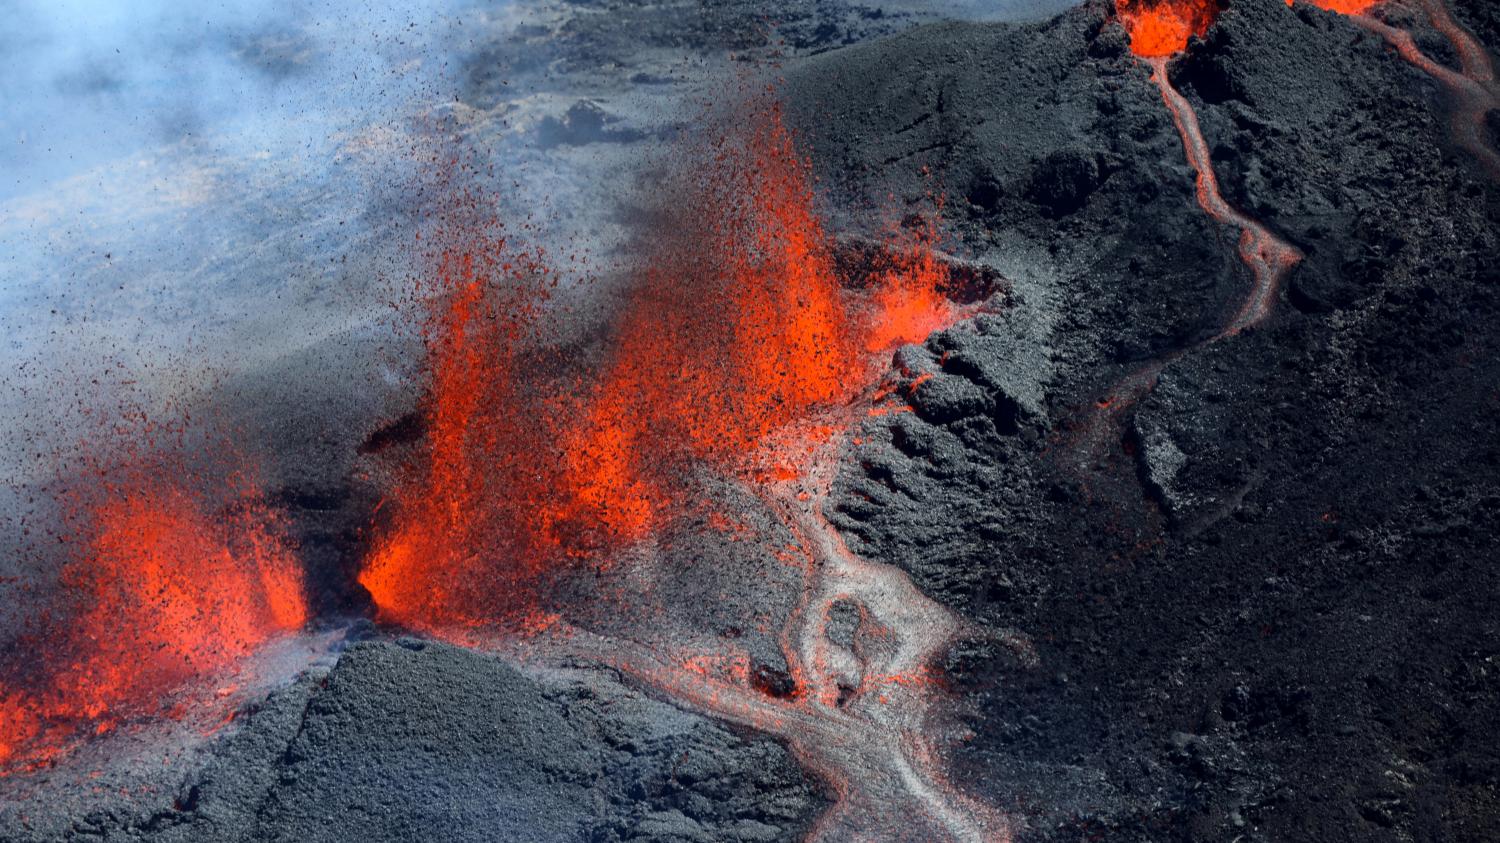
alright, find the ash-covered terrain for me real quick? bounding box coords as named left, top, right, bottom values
left=3, top=0, right=1499, bottom=841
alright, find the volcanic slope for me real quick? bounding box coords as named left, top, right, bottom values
left=4, top=1, right=1498, bottom=841
left=0, top=639, right=826, bottom=843
left=787, top=0, right=1500, bottom=839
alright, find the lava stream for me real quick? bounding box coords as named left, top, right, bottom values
left=763, top=417, right=1006, bottom=841
left=1329, top=0, right=1500, bottom=180
left=1064, top=3, right=1301, bottom=496
left=1145, top=56, right=1302, bottom=336
left=520, top=413, right=1008, bottom=842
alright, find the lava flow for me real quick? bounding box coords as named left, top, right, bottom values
left=1143, top=55, right=1302, bottom=337
left=360, top=94, right=1006, bottom=840
left=1116, top=0, right=1302, bottom=336
left=1304, top=0, right=1500, bottom=180
left=528, top=416, right=1009, bottom=842
left=1064, top=1, right=1302, bottom=487
left=1085, top=0, right=1498, bottom=469
left=0, top=445, right=308, bottom=774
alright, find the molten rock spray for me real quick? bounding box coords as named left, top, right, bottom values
left=0, top=423, right=308, bottom=775
left=359, top=96, right=1011, bottom=841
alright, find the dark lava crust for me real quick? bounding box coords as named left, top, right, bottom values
left=5, top=0, right=1499, bottom=841
left=790, top=0, right=1500, bottom=840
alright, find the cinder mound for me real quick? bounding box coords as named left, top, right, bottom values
left=1, top=640, right=824, bottom=843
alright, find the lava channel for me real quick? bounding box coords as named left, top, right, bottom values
left=1061, top=2, right=1303, bottom=490
left=1305, top=0, right=1500, bottom=180
left=1143, top=54, right=1303, bottom=337
left=522, top=411, right=1012, bottom=842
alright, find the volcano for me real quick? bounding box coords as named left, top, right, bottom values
left=3, top=0, right=1499, bottom=841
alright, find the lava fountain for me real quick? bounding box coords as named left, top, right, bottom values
left=0, top=435, right=308, bottom=775
left=361, top=93, right=1010, bottom=841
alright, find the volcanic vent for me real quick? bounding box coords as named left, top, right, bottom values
left=0, top=410, right=311, bottom=776
left=352, top=93, right=1013, bottom=841
left=4, top=0, right=1500, bottom=841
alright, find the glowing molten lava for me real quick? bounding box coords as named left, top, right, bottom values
left=0, top=464, right=306, bottom=773
left=357, top=239, right=559, bottom=632
left=1065, top=2, right=1302, bottom=507
left=1115, top=0, right=1221, bottom=57
left=862, top=213, right=959, bottom=353
left=360, top=95, right=962, bottom=633
left=1146, top=56, right=1302, bottom=334
left=558, top=100, right=855, bottom=542
left=1297, top=0, right=1377, bottom=13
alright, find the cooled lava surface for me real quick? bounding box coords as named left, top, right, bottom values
left=3, top=0, right=1500, bottom=841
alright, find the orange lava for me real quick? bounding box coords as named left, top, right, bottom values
left=0, top=465, right=306, bottom=773
left=357, top=91, right=1000, bottom=838
left=862, top=213, right=958, bottom=353
left=1115, top=0, right=1220, bottom=57
left=1145, top=56, right=1301, bottom=335
left=358, top=233, right=560, bottom=631
left=559, top=97, right=855, bottom=539
left=360, top=93, right=964, bottom=633
left=1293, top=0, right=1378, bottom=13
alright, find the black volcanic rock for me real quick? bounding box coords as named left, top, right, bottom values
left=1024, top=148, right=1106, bottom=218
left=787, top=0, right=1500, bottom=839
left=0, top=642, right=825, bottom=843
left=6, top=0, right=1499, bottom=841
left=250, top=642, right=824, bottom=843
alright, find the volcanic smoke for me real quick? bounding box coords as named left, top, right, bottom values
left=3, top=1, right=1497, bottom=838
